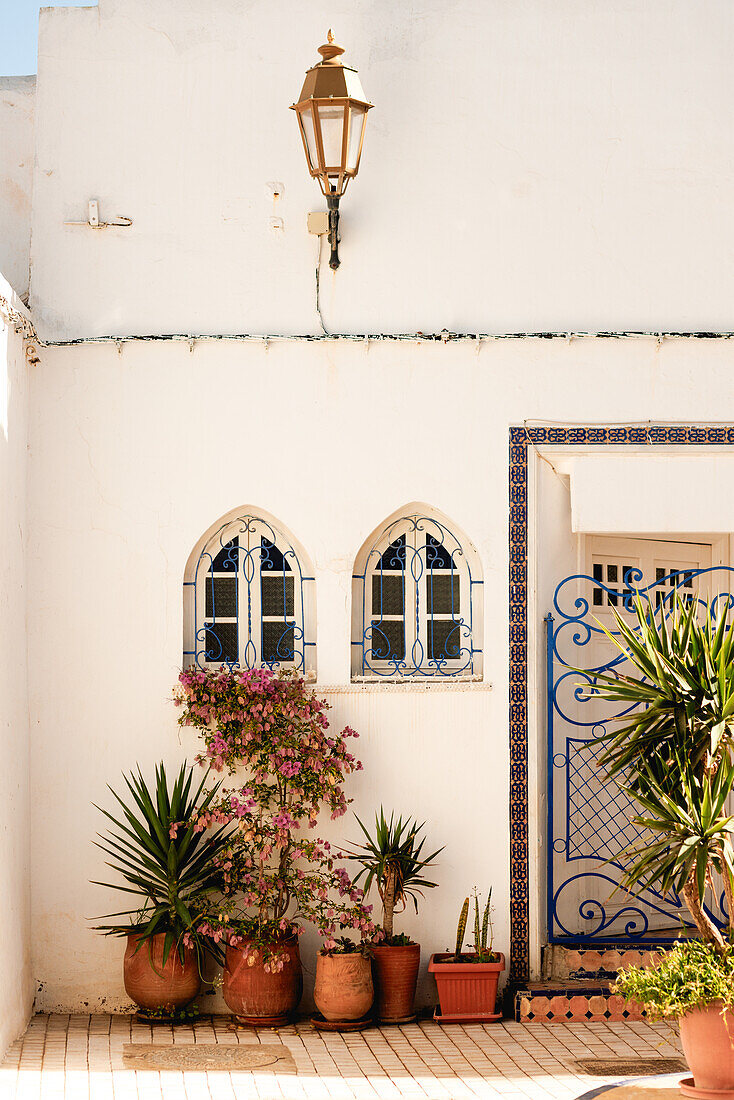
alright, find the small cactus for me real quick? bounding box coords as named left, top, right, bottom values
left=453, top=888, right=494, bottom=960
left=454, top=896, right=469, bottom=960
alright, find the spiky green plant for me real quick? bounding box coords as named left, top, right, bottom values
left=454, top=896, right=469, bottom=959
left=92, top=761, right=232, bottom=966
left=586, top=591, right=734, bottom=949
left=454, top=888, right=495, bottom=960
left=348, top=808, right=443, bottom=940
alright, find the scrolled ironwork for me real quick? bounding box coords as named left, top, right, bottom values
left=186, top=514, right=312, bottom=674
left=547, top=566, right=734, bottom=943
left=353, top=512, right=481, bottom=679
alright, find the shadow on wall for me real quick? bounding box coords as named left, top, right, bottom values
left=0, top=282, right=33, bottom=1058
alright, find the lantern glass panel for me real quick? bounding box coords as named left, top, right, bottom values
left=346, top=105, right=366, bottom=172
left=299, top=105, right=318, bottom=170
left=316, top=102, right=347, bottom=168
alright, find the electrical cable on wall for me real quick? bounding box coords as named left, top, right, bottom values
left=314, top=232, right=329, bottom=336
left=34, top=330, right=734, bottom=349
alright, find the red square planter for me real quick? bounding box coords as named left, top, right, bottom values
left=428, top=952, right=505, bottom=1023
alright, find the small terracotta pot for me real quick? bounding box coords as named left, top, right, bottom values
left=223, top=936, right=302, bottom=1026
left=371, top=942, right=420, bottom=1023
left=314, top=952, right=374, bottom=1022
left=679, top=1002, right=734, bottom=1097
left=123, top=932, right=201, bottom=1012
left=428, top=952, right=505, bottom=1023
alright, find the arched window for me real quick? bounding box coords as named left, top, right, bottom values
left=184, top=510, right=315, bottom=675
left=352, top=506, right=483, bottom=680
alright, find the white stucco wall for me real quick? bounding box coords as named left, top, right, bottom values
left=28, top=0, right=734, bottom=340
left=6, top=0, right=734, bottom=1024
left=0, top=276, right=32, bottom=1050
left=0, top=77, right=35, bottom=302
left=26, top=332, right=734, bottom=1012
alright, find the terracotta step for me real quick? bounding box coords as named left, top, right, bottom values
left=514, top=979, right=645, bottom=1023
left=542, top=944, right=661, bottom=981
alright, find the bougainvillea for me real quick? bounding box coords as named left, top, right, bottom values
left=174, top=666, right=375, bottom=968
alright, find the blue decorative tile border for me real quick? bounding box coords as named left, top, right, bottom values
left=508, top=423, right=734, bottom=983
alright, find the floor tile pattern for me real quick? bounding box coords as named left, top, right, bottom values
left=0, top=1014, right=683, bottom=1100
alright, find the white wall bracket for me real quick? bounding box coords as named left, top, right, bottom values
left=64, top=199, right=132, bottom=229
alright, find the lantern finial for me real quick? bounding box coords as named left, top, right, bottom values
left=318, top=30, right=345, bottom=63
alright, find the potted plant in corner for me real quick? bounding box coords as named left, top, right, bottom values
left=348, top=809, right=442, bottom=1023
left=93, top=761, right=231, bottom=1021
left=586, top=591, right=734, bottom=1099
left=175, top=666, right=374, bottom=1027
left=428, top=888, right=505, bottom=1023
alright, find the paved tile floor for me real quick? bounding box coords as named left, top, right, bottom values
left=0, top=1014, right=683, bottom=1100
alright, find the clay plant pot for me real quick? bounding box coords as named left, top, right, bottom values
left=679, top=1002, right=734, bottom=1098
left=371, top=942, right=420, bottom=1023
left=428, top=952, right=505, bottom=1023
left=223, top=936, right=302, bottom=1026
left=123, top=932, right=201, bottom=1012
left=314, top=951, right=374, bottom=1022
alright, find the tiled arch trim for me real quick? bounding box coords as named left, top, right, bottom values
left=508, top=424, right=734, bottom=983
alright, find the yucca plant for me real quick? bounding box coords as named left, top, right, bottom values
left=348, top=809, right=443, bottom=940
left=586, top=591, right=734, bottom=948
left=93, top=761, right=232, bottom=966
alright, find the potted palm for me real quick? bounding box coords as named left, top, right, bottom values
left=428, top=888, right=504, bottom=1022
left=175, top=666, right=374, bottom=1026
left=93, top=762, right=231, bottom=1021
left=588, top=592, right=734, bottom=1099
left=348, top=809, right=442, bottom=1023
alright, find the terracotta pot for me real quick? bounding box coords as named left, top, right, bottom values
left=123, top=932, right=201, bottom=1012
left=428, top=952, right=505, bottom=1023
left=679, top=1002, right=734, bottom=1098
left=223, top=936, right=302, bottom=1026
left=314, top=952, right=374, bottom=1022
left=371, top=942, right=420, bottom=1023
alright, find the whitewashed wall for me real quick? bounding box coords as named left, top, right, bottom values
left=29, top=0, right=734, bottom=340
left=26, top=333, right=734, bottom=1012
left=0, top=276, right=32, bottom=1050
left=0, top=78, right=35, bottom=301
left=7, top=0, right=734, bottom=1026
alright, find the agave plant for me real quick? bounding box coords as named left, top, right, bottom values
left=348, top=808, right=443, bottom=940
left=587, top=591, right=734, bottom=948
left=93, top=761, right=232, bottom=965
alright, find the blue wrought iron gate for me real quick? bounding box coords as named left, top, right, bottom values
left=546, top=564, right=734, bottom=944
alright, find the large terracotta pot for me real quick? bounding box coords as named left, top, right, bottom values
left=314, top=952, right=374, bottom=1022
left=428, top=952, right=505, bottom=1023
left=371, top=942, right=420, bottom=1023
left=223, top=936, right=302, bottom=1026
left=679, top=1002, right=734, bottom=1098
left=124, top=932, right=201, bottom=1012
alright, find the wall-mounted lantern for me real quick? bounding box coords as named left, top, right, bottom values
left=291, top=31, right=373, bottom=270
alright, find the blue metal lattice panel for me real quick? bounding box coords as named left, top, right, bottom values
left=546, top=566, right=734, bottom=943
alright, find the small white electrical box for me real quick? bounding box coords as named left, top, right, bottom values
left=307, top=211, right=329, bottom=236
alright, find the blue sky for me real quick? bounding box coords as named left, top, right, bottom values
left=1, top=0, right=96, bottom=76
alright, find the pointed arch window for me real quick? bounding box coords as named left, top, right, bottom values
left=352, top=509, right=483, bottom=680
left=184, top=512, right=315, bottom=675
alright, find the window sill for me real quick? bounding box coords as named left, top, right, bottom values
left=314, top=679, right=492, bottom=694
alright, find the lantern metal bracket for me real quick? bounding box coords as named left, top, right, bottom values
left=326, top=195, right=341, bottom=270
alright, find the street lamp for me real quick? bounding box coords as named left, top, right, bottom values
left=291, top=31, right=373, bottom=269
